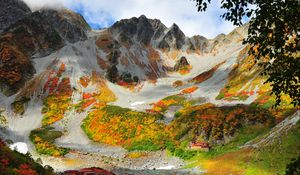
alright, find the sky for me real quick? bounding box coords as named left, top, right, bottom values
left=22, top=0, right=238, bottom=39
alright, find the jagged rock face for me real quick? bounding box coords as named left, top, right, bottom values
left=0, top=0, right=31, bottom=32
left=110, top=15, right=209, bottom=53
left=110, top=15, right=189, bottom=50
left=158, top=24, right=186, bottom=50
left=149, top=18, right=168, bottom=42
left=100, top=15, right=217, bottom=84
left=190, top=35, right=209, bottom=54
left=3, top=11, right=65, bottom=56
left=110, top=15, right=167, bottom=45
left=41, top=9, right=90, bottom=43
left=0, top=4, right=90, bottom=96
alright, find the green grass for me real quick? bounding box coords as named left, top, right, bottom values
left=127, top=139, right=163, bottom=151
left=204, top=124, right=272, bottom=158
left=30, top=127, right=69, bottom=156
left=244, top=121, right=300, bottom=174
left=184, top=119, right=300, bottom=174
left=215, top=92, right=225, bottom=100
left=30, top=127, right=63, bottom=143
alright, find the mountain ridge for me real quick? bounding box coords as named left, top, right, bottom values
left=0, top=2, right=298, bottom=174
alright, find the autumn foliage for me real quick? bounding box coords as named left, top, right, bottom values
left=168, top=103, right=274, bottom=144
left=30, top=127, right=69, bottom=156
left=190, top=61, right=225, bottom=84
left=151, top=95, right=194, bottom=113
left=42, top=63, right=72, bottom=126
left=0, top=139, right=55, bottom=175
left=81, top=105, right=170, bottom=151
left=181, top=86, right=198, bottom=94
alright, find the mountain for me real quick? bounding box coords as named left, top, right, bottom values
left=0, top=0, right=31, bottom=32
left=0, top=4, right=90, bottom=96
left=0, top=2, right=298, bottom=175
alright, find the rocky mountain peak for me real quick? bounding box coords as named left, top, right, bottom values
left=0, top=0, right=31, bottom=32
left=110, top=15, right=189, bottom=50
left=158, top=23, right=186, bottom=50
left=110, top=15, right=167, bottom=45
left=39, top=8, right=91, bottom=43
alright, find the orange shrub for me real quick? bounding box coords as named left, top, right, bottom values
left=82, top=92, right=94, bottom=99
left=181, top=86, right=198, bottom=94
left=82, top=99, right=96, bottom=109
left=79, top=76, right=90, bottom=88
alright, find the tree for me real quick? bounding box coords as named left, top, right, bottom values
left=285, top=156, right=300, bottom=175
left=193, top=0, right=300, bottom=106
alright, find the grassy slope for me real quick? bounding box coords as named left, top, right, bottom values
left=185, top=118, right=300, bottom=175
left=81, top=105, right=169, bottom=151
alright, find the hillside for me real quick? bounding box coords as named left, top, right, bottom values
left=0, top=138, right=56, bottom=175
left=0, top=1, right=299, bottom=175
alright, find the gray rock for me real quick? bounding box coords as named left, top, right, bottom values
left=158, top=23, right=186, bottom=50
left=0, top=0, right=31, bottom=32
left=174, top=56, right=190, bottom=71
left=40, top=9, right=90, bottom=43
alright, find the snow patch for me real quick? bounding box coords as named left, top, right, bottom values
left=9, top=142, right=28, bottom=154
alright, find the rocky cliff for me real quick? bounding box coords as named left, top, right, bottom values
left=0, top=0, right=31, bottom=32
left=0, top=3, right=90, bottom=95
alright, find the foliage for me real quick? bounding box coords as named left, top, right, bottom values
left=172, top=80, right=184, bottom=88
left=285, top=156, right=300, bottom=175
left=186, top=113, right=300, bottom=174
left=201, top=124, right=270, bottom=158
left=79, top=76, right=90, bottom=88
left=0, top=139, right=55, bottom=175
left=81, top=105, right=170, bottom=151
left=189, top=61, right=225, bottom=84
left=215, top=46, right=264, bottom=102
left=181, top=86, right=198, bottom=94
left=11, top=97, right=30, bottom=115
left=42, top=64, right=72, bottom=126
left=42, top=94, right=71, bottom=126
left=166, top=141, right=197, bottom=160
left=0, top=110, right=7, bottom=127
left=30, top=127, right=69, bottom=156
left=193, top=0, right=300, bottom=106
left=150, top=95, right=195, bottom=113
left=247, top=120, right=300, bottom=174
left=91, top=71, right=117, bottom=103
left=178, top=65, right=192, bottom=75
left=216, top=47, right=297, bottom=114
left=168, top=103, right=274, bottom=145
left=81, top=101, right=279, bottom=164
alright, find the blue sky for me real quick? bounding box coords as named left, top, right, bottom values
left=22, top=0, right=239, bottom=38
left=69, top=2, right=115, bottom=30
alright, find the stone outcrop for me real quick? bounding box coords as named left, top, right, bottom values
left=0, top=0, right=31, bottom=32
left=0, top=3, right=90, bottom=96
left=174, top=56, right=190, bottom=71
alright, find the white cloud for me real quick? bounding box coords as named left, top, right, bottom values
left=22, top=0, right=237, bottom=38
